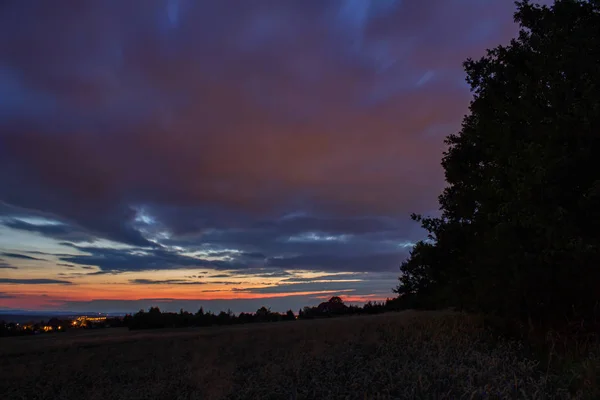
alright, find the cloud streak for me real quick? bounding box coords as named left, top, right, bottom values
left=1, top=217, right=93, bottom=242
left=0, top=260, right=17, bottom=269
left=0, top=252, right=44, bottom=261
left=129, top=279, right=207, bottom=285
left=0, top=278, right=73, bottom=285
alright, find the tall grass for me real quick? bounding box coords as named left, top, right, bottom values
left=0, top=311, right=597, bottom=399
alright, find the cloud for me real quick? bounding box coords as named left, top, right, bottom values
left=0, top=278, right=73, bottom=285
left=0, top=292, right=16, bottom=299
left=0, top=0, right=547, bottom=308
left=256, top=216, right=404, bottom=236
left=0, top=217, right=93, bottom=242
left=0, top=260, right=17, bottom=269
left=58, top=244, right=251, bottom=273
left=129, top=279, right=242, bottom=286
left=266, top=252, right=406, bottom=272
left=129, top=279, right=207, bottom=285
left=242, top=252, right=266, bottom=259
left=232, top=281, right=359, bottom=295
left=230, top=273, right=395, bottom=296
left=280, top=273, right=365, bottom=283
left=0, top=252, right=44, bottom=261
left=57, top=263, right=78, bottom=268
left=54, top=239, right=409, bottom=274
left=0, top=0, right=527, bottom=250
left=24, top=250, right=78, bottom=257
left=208, top=273, right=234, bottom=279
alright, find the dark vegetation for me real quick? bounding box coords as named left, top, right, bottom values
left=2, top=311, right=588, bottom=400
left=126, top=296, right=401, bottom=330
left=393, top=0, right=600, bottom=396
left=396, top=0, right=600, bottom=333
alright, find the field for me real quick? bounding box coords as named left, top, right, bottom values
left=1, top=311, right=597, bottom=400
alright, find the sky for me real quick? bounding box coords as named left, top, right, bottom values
left=0, top=0, right=551, bottom=314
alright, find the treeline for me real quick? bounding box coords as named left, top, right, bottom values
left=128, top=306, right=293, bottom=330
left=298, top=296, right=403, bottom=319
left=127, top=296, right=405, bottom=330
left=395, top=0, right=600, bottom=336
left=0, top=297, right=411, bottom=335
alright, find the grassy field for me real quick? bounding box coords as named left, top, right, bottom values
left=1, top=311, right=597, bottom=399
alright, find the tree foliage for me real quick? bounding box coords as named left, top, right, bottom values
left=125, top=297, right=404, bottom=330
left=396, top=0, right=600, bottom=330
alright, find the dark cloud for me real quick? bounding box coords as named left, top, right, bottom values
left=0, top=292, right=16, bottom=299
left=242, top=252, right=266, bottom=259
left=232, top=282, right=357, bottom=295
left=57, top=272, right=88, bottom=278
left=280, top=273, right=365, bottom=283
left=85, top=270, right=117, bottom=276
left=0, top=278, right=73, bottom=285
left=130, top=279, right=243, bottom=286
left=266, top=252, right=407, bottom=272
left=0, top=218, right=93, bottom=242
left=129, top=279, right=207, bottom=285
left=254, top=216, right=404, bottom=236
left=158, top=218, right=419, bottom=270
left=0, top=202, right=59, bottom=221
left=231, top=274, right=395, bottom=296
left=0, top=0, right=554, bottom=308
left=252, top=270, right=294, bottom=278
left=0, top=260, right=17, bottom=269
left=1, top=252, right=44, bottom=261
left=163, top=217, right=416, bottom=252
left=55, top=239, right=408, bottom=274
left=58, top=244, right=252, bottom=273
left=25, top=251, right=79, bottom=257
left=0, top=0, right=531, bottom=250
left=57, top=263, right=81, bottom=268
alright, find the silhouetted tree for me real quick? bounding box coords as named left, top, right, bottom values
left=396, top=0, right=600, bottom=331
left=126, top=295, right=408, bottom=330
left=317, top=296, right=348, bottom=316
left=123, top=314, right=133, bottom=324
left=363, top=301, right=386, bottom=314
left=238, top=312, right=253, bottom=324
left=255, top=306, right=270, bottom=322
left=284, top=310, right=296, bottom=321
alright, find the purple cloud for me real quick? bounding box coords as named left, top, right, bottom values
left=0, top=0, right=551, bottom=308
